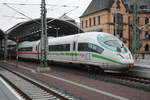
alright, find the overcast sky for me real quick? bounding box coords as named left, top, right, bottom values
left=0, top=0, right=92, bottom=31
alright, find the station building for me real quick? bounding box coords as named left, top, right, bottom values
left=0, top=29, right=5, bottom=59
left=80, top=0, right=150, bottom=53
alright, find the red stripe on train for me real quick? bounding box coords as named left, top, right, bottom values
left=16, top=52, right=41, bottom=55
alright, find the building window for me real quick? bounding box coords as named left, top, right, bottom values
left=89, top=18, right=91, bottom=27
left=114, top=13, right=123, bottom=25
left=86, top=20, right=88, bottom=28
left=130, top=5, right=134, bottom=9
left=140, top=5, right=147, bottom=9
left=93, top=17, right=96, bottom=26
left=137, top=16, right=140, bottom=24
left=81, top=21, right=84, bottom=28
left=116, top=28, right=123, bottom=38
left=124, top=0, right=129, bottom=3
left=145, top=31, right=150, bottom=39
left=98, top=16, right=101, bottom=25
left=145, top=44, right=149, bottom=51
left=145, top=17, right=149, bottom=24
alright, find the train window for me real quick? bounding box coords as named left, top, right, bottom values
left=73, top=42, right=76, bottom=51
left=78, top=43, right=88, bottom=51
left=36, top=46, right=38, bottom=51
left=18, top=47, right=33, bottom=51
left=49, top=44, right=70, bottom=51
left=116, top=47, right=121, bottom=52
left=124, top=47, right=128, bottom=52
left=78, top=43, right=104, bottom=54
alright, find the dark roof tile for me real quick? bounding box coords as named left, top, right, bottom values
left=80, top=0, right=114, bottom=17
left=80, top=0, right=150, bottom=17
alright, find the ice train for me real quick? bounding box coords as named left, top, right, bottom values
left=17, top=32, right=134, bottom=71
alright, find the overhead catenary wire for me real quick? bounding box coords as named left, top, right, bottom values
left=0, top=3, right=78, bottom=8
left=0, top=0, right=29, bottom=30
left=2, top=15, right=28, bottom=20
left=3, top=3, right=41, bottom=25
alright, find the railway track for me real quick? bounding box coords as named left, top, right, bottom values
left=0, top=65, right=74, bottom=100
left=104, top=72, right=150, bottom=85
left=48, top=63, right=150, bottom=91
left=1, top=60, right=150, bottom=92
left=10, top=60, right=150, bottom=86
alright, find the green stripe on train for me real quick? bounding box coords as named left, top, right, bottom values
left=47, top=52, right=128, bottom=66
left=92, top=54, right=128, bottom=65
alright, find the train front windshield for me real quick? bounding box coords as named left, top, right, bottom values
left=97, top=33, right=129, bottom=53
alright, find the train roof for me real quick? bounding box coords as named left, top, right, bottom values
left=47, top=32, right=116, bottom=44
left=18, top=40, right=40, bottom=48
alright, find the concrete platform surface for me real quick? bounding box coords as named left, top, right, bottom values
left=134, top=59, right=150, bottom=68
left=0, top=77, right=23, bottom=100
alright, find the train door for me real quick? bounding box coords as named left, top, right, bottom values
left=77, top=43, right=91, bottom=63
left=72, top=41, right=77, bottom=62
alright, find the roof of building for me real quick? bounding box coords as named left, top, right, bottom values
left=80, top=0, right=150, bottom=17
left=6, top=18, right=84, bottom=42
left=59, top=14, right=75, bottom=21
left=80, top=0, right=114, bottom=17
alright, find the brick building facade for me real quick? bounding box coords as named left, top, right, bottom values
left=80, top=0, right=150, bottom=52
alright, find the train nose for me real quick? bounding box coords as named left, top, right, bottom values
left=117, top=53, right=134, bottom=67
left=121, top=56, right=134, bottom=68
left=128, top=63, right=134, bottom=67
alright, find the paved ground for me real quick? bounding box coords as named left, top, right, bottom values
left=128, top=59, right=150, bottom=78
left=0, top=78, right=21, bottom=100
left=134, top=59, right=150, bottom=68
left=1, top=61, right=150, bottom=100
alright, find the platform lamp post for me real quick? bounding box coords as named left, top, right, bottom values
left=40, top=0, right=48, bottom=67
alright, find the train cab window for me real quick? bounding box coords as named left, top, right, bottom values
left=78, top=43, right=104, bottom=54
left=104, top=40, right=122, bottom=48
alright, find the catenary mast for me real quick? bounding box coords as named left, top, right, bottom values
left=40, top=0, right=48, bottom=67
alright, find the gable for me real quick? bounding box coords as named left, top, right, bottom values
left=111, top=0, right=127, bottom=12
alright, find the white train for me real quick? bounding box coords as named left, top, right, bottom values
left=17, top=32, right=134, bottom=71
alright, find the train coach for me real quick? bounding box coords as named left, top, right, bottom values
left=17, top=32, right=134, bottom=71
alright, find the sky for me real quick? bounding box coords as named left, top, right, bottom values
left=0, top=0, right=92, bottom=31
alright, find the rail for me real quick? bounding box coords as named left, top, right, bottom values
left=0, top=65, right=72, bottom=100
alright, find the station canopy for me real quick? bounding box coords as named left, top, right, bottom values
left=0, top=29, right=4, bottom=39
left=7, top=18, right=84, bottom=42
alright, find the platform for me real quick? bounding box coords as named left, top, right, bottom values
left=134, top=59, right=150, bottom=68
left=0, top=77, right=23, bottom=100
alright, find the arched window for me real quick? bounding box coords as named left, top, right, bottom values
left=145, top=17, right=149, bottom=24
left=145, top=44, right=149, bottom=51
left=114, top=13, right=123, bottom=25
